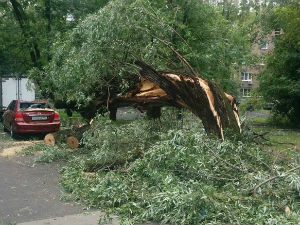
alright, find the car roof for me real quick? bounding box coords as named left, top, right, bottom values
left=17, top=100, right=47, bottom=103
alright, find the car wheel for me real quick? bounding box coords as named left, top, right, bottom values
left=3, top=124, right=8, bottom=132
left=10, top=124, right=17, bottom=139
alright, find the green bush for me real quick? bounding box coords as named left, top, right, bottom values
left=267, top=111, right=299, bottom=128
left=56, top=109, right=85, bottom=128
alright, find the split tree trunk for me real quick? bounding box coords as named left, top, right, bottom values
left=134, top=60, right=241, bottom=140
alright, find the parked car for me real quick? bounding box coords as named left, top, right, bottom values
left=2, top=100, right=60, bottom=138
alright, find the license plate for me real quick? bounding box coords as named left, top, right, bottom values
left=32, top=116, right=48, bottom=121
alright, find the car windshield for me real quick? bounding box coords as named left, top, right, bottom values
left=20, top=102, right=47, bottom=110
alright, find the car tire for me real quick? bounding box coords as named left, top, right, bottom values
left=10, top=124, right=17, bottom=139
left=3, top=125, right=8, bottom=132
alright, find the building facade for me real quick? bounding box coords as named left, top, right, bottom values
left=238, top=31, right=277, bottom=99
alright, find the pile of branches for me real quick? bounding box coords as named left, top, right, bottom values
left=60, top=113, right=300, bottom=225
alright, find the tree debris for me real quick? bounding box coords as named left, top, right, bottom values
left=251, top=165, right=300, bottom=197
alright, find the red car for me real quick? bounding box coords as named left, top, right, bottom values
left=2, top=100, right=60, bottom=138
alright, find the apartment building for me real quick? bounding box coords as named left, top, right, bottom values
left=238, top=31, right=278, bottom=99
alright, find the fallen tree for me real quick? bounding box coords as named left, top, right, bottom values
left=111, top=61, right=241, bottom=140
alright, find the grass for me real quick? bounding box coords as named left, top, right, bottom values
left=250, top=116, right=269, bottom=125
left=257, top=128, right=300, bottom=150
left=253, top=127, right=300, bottom=166
left=246, top=109, right=300, bottom=149
left=0, top=218, right=16, bottom=225
left=248, top=110, right=300, bottom=163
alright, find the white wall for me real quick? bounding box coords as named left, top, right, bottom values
left=2, top=78, right=35, bottom=107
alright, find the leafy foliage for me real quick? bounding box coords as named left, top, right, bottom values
left=58, top=112, right=299, bottom=225
left=29, top=0, right=252, bottom=110
left=23, top=142, right=71, bottom=163
left=0, top=0, right=109, bottom=76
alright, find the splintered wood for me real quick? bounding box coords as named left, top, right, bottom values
left=111, top=61, right=241, bottom=140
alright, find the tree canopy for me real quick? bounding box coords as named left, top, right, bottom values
left=0, top=0, right=109, bottom=75
left=258, top=1, right=300, bottom=126
left=28, top=0, right=252, bottom=114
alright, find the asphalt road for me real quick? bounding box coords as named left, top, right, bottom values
left=0, top=134, right=85, bottom=224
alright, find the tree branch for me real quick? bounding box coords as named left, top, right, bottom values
left=251, top=165, right=300, bottom=197
left=151, top=35, right=200, bottom=79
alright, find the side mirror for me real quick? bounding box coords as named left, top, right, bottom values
left=1, top=107, right=7, bottom=112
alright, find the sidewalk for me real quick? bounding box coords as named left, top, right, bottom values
left=17, top=211, right=161, bottom=225
left=18, top=211, right=118, bottom=225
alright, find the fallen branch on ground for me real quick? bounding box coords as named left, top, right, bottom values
left=251, top=165, right=300, bottom=197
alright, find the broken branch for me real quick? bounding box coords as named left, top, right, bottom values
left=251, top=165, right=300, bottom=197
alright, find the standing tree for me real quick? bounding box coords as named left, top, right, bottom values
left=258, top=1, right=300, bottom=127
left=0, top=0, right=109, bottom=76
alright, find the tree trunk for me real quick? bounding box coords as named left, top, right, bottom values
left=44, top=133, right=57, bottom=146
left=44, top=125, right=90, bottom=148
left=146, top=107, right=161, bottom=119
left=135, top=60, right=241, bottom=140
left=10, top=0, right=41, bottom=68
left=109, top=106, right=117, bottom=121
left=66, top=125, right=90, bottom=149
left=45, top=0, right=51, bottom=61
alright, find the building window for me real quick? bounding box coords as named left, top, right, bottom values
left=260, top=41, right=269, bottom=50
left=241, top=72, right=252, bottom=81
left=241, top=88, right=251, bottom=97
left=66, top=13, right=74, bottom=22
left=259, top=56, right=265, bottom=66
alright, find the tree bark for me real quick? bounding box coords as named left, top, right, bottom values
left=109, top=106, right=117, bottom=121
left=146, top=107, right=161, bottom=119
left=45, top=0, right=51, bottom=61
left=134, top=60, right=241, bottom=140
left=9, top=0, right=41, bottom=68
left=66, top=124, right=90, bottom=148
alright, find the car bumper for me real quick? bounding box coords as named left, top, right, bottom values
left=15, top=122, right=60, bottom=133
